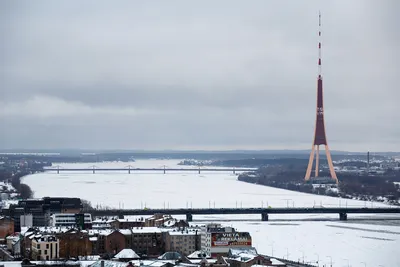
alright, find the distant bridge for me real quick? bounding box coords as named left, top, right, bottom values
left=44, top=166, right=256, bottom=174
left=88, top=207, right=400, bottom=221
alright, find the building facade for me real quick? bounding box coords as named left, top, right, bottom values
left=0, top=216, right=14, bottom=239
left=31, top=235, right=59, bottom=261
left=201, top=224, right=252, bottom=257
left=165, top=229, right=201, bottom=256
left=124, top=227, right=163, bottom=257
left=109, top=218, right=145, bottom=229
left=98, top=230, right=126, bottom=255
left=50, top=213, right=92, bottom=229
left=57, top=230, right=93, bottom=259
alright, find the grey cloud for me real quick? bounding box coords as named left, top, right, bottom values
left=0, top=0, right=399, bottom=151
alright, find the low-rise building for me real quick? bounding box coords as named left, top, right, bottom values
left=110, top=218, right=145, bottom=229
left=97, top=230, right=126, bottom=255
left=58, top=229, right=93, bottom=259
left=202, top=224, right=252, bottom=257
left=0, top=216, right=14, bottom=239
left=6, top=234, right=21, bottom=258
left=165, top=228, right=201, bottom=256
left=226, top=248, right=286, bottom=267
left=31, top=235, right=59, bottom=261
left=50, top=213, right=92, bottom=229
left=145, top=214, right=173, bottom=227
left=127, top=227, right=163, bottom=257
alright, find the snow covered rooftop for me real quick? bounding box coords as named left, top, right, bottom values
left=89, top=260, right=128, bottom=267
left=187, top=250, right=209, bottom=259
left=114, top=249, right=140, bottom=259
left=270, top=258, right=285, bottom=266
left=229, top=247, right=258, bottom=257
left=168, top=230, right=198, bottom=236
left=131, top=227, right=162, bottom=233
left=119, top=229, right=133, bottom=236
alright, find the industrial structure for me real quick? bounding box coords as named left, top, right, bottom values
left=305, top=12, right=338, bottom=183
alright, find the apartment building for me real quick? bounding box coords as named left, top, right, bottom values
left=31, top=235, right=59, bottom=261
left=165, top=228, right=201, bottom=256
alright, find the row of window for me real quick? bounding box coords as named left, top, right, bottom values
left=37, top=249, right=50, bottom=255
left=36, top=244, right=50, bottom=249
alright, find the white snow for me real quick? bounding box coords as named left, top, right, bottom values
left=22, top=159, right=400, bottom=267
left=23, top=159, right=390, bottom=210
left=114, top=248, right=140, bottom=259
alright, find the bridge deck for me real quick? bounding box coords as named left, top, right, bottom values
left=89, top=207, right=400, bottom=216
left=44, top=167, right=255, bottom=172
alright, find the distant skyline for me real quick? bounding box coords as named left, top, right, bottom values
left=1, top=1, right=399, bottom=151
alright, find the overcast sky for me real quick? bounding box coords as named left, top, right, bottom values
left=0, top=0, right=399, bottom=152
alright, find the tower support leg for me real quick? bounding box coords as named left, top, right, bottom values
left=315, top=145, right=320, bottom=177
left=186, top=214, right=193, bottom=222
left=305, top=145, right=316, bottom=181
left=339, top=212, right=347, bottom=221
left=325, top=145, right=338, bottom=183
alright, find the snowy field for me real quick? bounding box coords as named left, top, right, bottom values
left=23, top=159, right=400, bottom=267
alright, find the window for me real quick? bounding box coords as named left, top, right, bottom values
left=46, top=244, right=49, bottom=249
left=46, top=256, right=49, bottom=260
left=44, top=250, right=48, bottom=255
left=37, top=244, right=40, bottom=249
left=38, top=250, right=41, bottom=255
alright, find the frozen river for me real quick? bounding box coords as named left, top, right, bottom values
left=23, top=159, right=400, bottom=267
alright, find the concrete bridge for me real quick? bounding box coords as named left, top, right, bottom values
left=44, top=166, right=256, bottom=174
left=88, top=207, right=400, bottom=221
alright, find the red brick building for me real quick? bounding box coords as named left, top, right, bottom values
left=0, top=217, right=14, bottom=239
left=98, top=230, right=126, bottom=255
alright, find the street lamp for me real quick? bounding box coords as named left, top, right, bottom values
left=269, top=241, right=274, bottom=257
left=314, top=253, right=319, bottom=266
left=299, top=250, right=305, bottom=263
left=285, top=247, right=289, bottom=260
left=326, top=256, right=333, bottom=267
left=283, top=199, right=292, bottom=208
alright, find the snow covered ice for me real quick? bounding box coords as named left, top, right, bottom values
left=23, top=159, right=400, bottom=267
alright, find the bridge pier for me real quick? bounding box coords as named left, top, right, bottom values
left=198, top=168, right=201, bottom=174
left=233, top=168, right=236, bottom=175
left=186, top=214, right=193, bottom=222
left=339, top=212, right=347, bottom=221
left=118, top=214, right=124, bottom=219
left=261, top=213, right=269, bottom=221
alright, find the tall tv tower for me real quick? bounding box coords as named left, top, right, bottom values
left=304, top=12, right=338, bottom=183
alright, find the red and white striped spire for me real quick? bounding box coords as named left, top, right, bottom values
left=318, top=11, right=322, bottom=78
